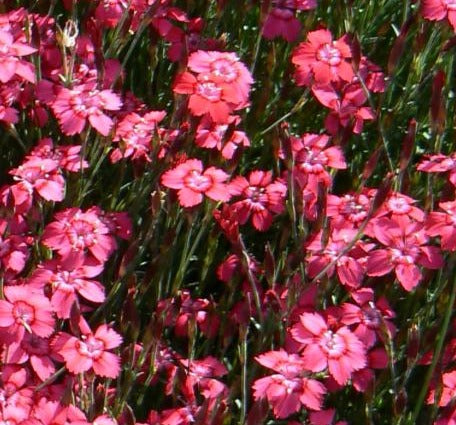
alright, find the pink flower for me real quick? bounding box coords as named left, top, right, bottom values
left=111, top=110, right=166, bottom=163
left=4, top=333, right=57, bottom=381
left=367, top=217, right=443, bottom=291
left=292, top=29, right=353, bottom=86
left=0, top=286, right=54, bottom=342
left=253, top=349, right=326, bottom=419
left=0, top=29, right=36, bottom=84
left=262, top=0, right=316, bottom=42
left=173, top=72, right=237, bottom=123
left=187, top=51, right=253, bottom=105
left=8, top=157, right=65, bottom=209
left=50, top=83, right=122, bottom=136
left=161, top=159, right=230, bottom=207
left=417, top=153, right=456, bottom=186
left=312, top=83, right=375, bottom=135
left=52, top=323, right=122, bottom=378
left=291, top=312, right=367, bottom=385
left=228, top=170, right=287, bottom=231
left=426, top=200, right=456, bottom=251
left=422, top=0, right=456, bottom=32
left=29, top=252, right=105, bottom=319
left=41, top=207, right=117, bottom=263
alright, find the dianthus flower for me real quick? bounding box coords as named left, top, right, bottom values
left=262, top=0, right=317, bottom=42
left=4, top=333, right=57, bottom=381
left=0, top=29, right=36, bottom=83
left=367, top=217, right=443, bottom=291
left=8, top=157, right=65, bottom=210
left=173, top=50, right=253, bottom=122
left=426, top=200, right=456, bottom=251
left=50, top=83, right=122, bottom=136
left=291, top=312, right=367, bottom=385
left=0, top=286, right=54, bottom=342
left=29, top=252, right=105, bottom=319
left=161, top=159, right=230, bottom=207
left=111, top=110, right=166, bottom=163
left=417, top=152, right=456, bottom=186
left=52, top=322, right=122, bottom=378
left=292, top=29, right=353, bottom=86
left=41, top=207, right=117, bottom=263
left=252, top=349, right=326, bottom=419
left=312, top=83, right=375, bottom=135
left=228, top=170, right=287, bottom=231
left=422, top=0, right=456, bottom=32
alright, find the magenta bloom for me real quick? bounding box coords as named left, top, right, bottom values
left=0, top=29, right=36, bottom=84
left=262, top=0, right=317, bottom=43
left=229, top=170, right=287, bottom=231
left=29, top=252, right=105, bottom=319
left=41, top=207, right=117, bottom=263
left=292, top=29, right=354, bottom=86
left=0, top=286, right=54, bottom=342
left=253, top=349, right=326, bottom=419
left=367, top=217, right=443, bottom=291
left=50, top=83, right=122, bottom=136
left=426, top=200, right=456, bottom=251
left=161, top=159, right=230, bottom=207
left=52, top=323, right=122, bottom=378
left=422, top=0, right=456, bottom=31
left=291, top=312, right=367, bottom=385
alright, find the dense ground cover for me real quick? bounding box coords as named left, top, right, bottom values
left=1, top=0, right=456, bottom=424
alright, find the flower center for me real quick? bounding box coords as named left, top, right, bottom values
left=211, top=59, right=237, bottom=82
left=317, top=43, right=342, bottom=66
left=320, top=330, right=346, bottom=357
left=12, top=301, right=34, bottom=326
left=76, top=335, right=104, bottom=358
left=196, top=81, right=222, bottom=102
left=185, top=170, right=211, bottom=192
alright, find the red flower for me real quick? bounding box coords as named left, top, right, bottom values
left=291, top=312, right=367, bottom=385
left=52, top=322, right=122, bottom=378
left=161, top=159, right=230, bottom=207
left=228, top=170, right=287, bottom=231
left=292, top=29, right=353, bottom=86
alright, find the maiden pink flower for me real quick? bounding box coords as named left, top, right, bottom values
left=161, top=159, right=230, bottom=207
left=417, top=152, right=456, bottom=185
left=52, top=323, right=122, bottom=378
left=262, top=0, right=317, bottom=43
left=41, top=207, right=117, bottom=263
left=0, top=29, right=36, bottom=83
left=426, top=200, right=456, bottom=251
left=422, top=0, right=456, bottom=32
left=50, top=83, right=122, bottom=136
left=253, top=349, right=326, bottom=418
left=187, top=50, right=253, bottom=106
left=228, top=170, right=287, bottom=231
left=367, top=217, right=443, bottom=291
left=292, top=29, right=353, bottom=86
left=0, top=286, right=54, bottom=342
left=291, top=312, right=367, bottom=385
left=29, top=252, right=105, bottom=319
